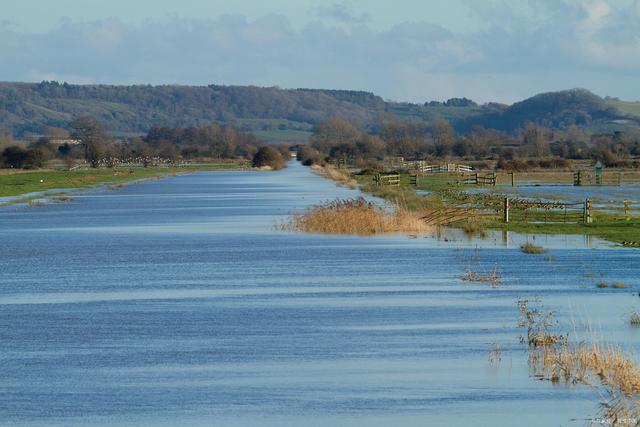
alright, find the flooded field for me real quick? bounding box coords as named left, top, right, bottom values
left=467, top=183, right=640, bottom=202
left=1, top=162, right=638, bottom=426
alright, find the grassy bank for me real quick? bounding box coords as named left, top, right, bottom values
left=0, top=161, right=248, bottom=198
left=348, top=170, right=640, bottom=245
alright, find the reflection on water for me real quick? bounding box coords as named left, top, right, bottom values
left=0, top=162, right=638, bottom=427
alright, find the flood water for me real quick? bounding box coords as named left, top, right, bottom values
left=467, top=183, right=640, bottom=202
left=1, top=162, right=638, bottom=427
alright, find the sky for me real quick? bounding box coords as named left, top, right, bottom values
left=1, top=0, right=639, bottom=103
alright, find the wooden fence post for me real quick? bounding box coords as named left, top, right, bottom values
left=511, top=172, right=515, bottom=187
left=584, top=198, right=592, bottom=224
left=503, top=197, right=510, bottom=223
left=624, top=199, right=630, bottom=220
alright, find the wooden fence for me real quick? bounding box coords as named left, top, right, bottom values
left=500, top=197, right=640, bottom=224
left=460, top=173, right=497, bottom=186
left=502, top=198, right=585, bottom=224
left=424, top=196, right=640, bottom=226
left=421, top=163, right=473, bottom=173
left=382, top=158, right=473, bottom=173
left=573, top=171, right=621, bottom=186
left=374, top=173, right=400, bottom=187
left=409, top=172, right=496, bottom=187
left=589, top=199, right=640, bottom=222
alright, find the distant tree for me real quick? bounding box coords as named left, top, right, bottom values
left=380, top=118, right=427, bottom=159
left=23, top=147, right=50, bottom=169
left=444, top=97, right=477, bottom=107
left=520, top=123, right=551, bottom=157
left=310, top=117, right=361, bottom=155
left=70, top=117, right=108, bottom=167
left=297, top=146, right=325, bottom=166
left=355, top=135, right=385, bottom=160
left=431, top=120, right=455, bottom=157
left=252, top=146, right=285, bottom=170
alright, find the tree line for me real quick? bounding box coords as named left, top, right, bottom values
left=298, top=116, right=640, bottom=170
left=0, top=117, right=289, bottom=170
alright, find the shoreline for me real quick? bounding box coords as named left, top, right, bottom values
left=0, top=162, right=251, bottom=206
left=308, top=163, right=640, bottom=246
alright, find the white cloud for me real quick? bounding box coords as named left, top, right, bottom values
left=0, top=1, right=638, bottom=103
left=315, top=1, right=370, bottom=23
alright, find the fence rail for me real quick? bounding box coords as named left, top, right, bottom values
left=374, top=173, right=400, bottom=187
left=590, top=199, right=640, bottom=220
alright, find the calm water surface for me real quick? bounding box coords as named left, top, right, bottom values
left=1, top=162, right=638, bottom=427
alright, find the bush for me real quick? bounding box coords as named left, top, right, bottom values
left=2, top=145, right=28, bottom=168
left=297, top=146, right=325, bottom=166
left=252, top=146, right=286, bottom=170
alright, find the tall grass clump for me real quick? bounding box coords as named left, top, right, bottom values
left=283, top=197, right=429, bottom=236
left=520, top=243, right=548, bottom=254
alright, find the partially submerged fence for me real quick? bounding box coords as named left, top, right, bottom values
left=589, top=199, right=640, bottom=222
left=573, top=171, right=621, bottom=186
left=497, top=197, right=640, bottom=224
left=424, top=196, right=640, bottom=226
left=502, top=198, right=585, bottom=224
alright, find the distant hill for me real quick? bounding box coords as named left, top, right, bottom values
left=0, top=82, right=637, bottom=140
left=0, top=82, right=383, bottom=138
left=468, top=89, right=636, bottom=132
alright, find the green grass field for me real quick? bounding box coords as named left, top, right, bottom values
left=0, top=162, right=248, bottom=198
left=354, top=170, right=640, bottom=245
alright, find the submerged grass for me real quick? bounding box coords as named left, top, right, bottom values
left=517, top=298, right=640, bottom=424
left=283, top=197, right=430, bottom=236
left=520, top=243, right=548, bottom=254
left=459, top=219, right=488, bottom=238
left=460, top=268, right=501, bottom=285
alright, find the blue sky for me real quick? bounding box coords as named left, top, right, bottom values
left=1, top=0, right=639, bottom=103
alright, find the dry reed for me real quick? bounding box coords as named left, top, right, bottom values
left=517, top=299, right=640, bottom=425
left=283, top=197, right=430, bottom=236
left=313, top=165, right=358, bottom=189
left=488, top=343, right=502, bottom=367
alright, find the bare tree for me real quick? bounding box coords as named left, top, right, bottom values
left=70, top=117, right=108, bottom=167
